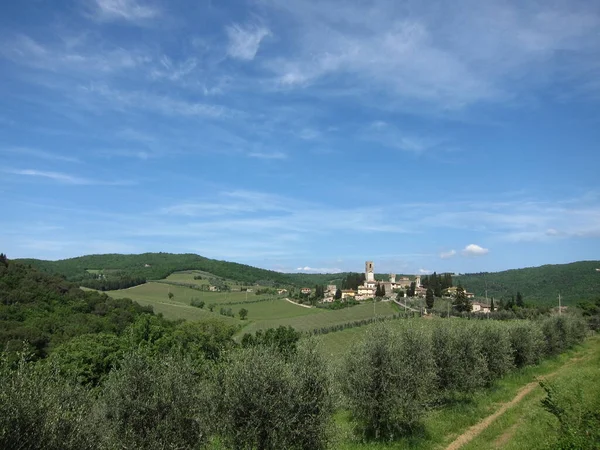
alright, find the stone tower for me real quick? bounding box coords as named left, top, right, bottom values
left=365, top=261, right=375, bottom=282
left=389, top=273, right=396, bottom=283
left=415, top=275, right=421, bottom=287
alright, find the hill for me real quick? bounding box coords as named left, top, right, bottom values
left=456, top=260, right=600, bottom=305
left=15, top=253, right=348, bottom=290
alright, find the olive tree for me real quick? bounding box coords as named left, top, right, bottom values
left=218, top=343, right=333, bottom=450
left=97, top=351, right=214, bottom=450
left=340, top=324, right=435, bottom=440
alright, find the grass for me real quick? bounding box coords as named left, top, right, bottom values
left=104, top=279, right=401, bottom=335
left=105, top=282, right=241, bottom=324
left=328, top=334, right=600, bottom=449
left=241, top=301, right=399, bottom=334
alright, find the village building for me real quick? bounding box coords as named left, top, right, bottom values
left=341, top=289, right=356, bottom=300
left=300, top=287, right=312, bottom=295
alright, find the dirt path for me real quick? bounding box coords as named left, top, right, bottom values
left=444, top=380, right=539, bottom=450
left=444, top=351, right=590, bottom=450
left=285, top=298, right=313, bottom=308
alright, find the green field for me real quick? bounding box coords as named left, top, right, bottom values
left=105, top=281, right=401, bottom=335
left=240, top=301, right=399, bottom=334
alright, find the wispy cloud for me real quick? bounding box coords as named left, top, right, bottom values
left=296, top=266, right=342, bottom=273
left=226, top=23, right=271, bottom=61
left=261, top=0, right=600, bottom=109
left=364, top=121, right=442, bottom=153
left=247, top=151, right=287, bottom=159
left=440, top=250, right=456, bottom=259
left=77, top=84, right=227, bottom=118
left=1, top=147, right=80, bottom=163
left=89, top=0, right=159, bottom=22
left=4, top=168, right=133, bottom=186
left=462, top=244, right=489, bottom=257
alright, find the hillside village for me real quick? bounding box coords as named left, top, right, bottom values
left=300, top=260, right=492, bottom=312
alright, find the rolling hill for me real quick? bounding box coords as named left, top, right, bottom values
left=456, top=260, right=600, bottom=305
left=15, top=253, right=600, bottom=305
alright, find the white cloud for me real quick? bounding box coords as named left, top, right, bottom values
left=262, top=0, right=600, bottom=108
left=419, top=268, right=432, bottom=274
left=226, top=23, right=270, bottom=61
left=440, top=249, right=456, bottom=259
left=247, top=151, right=287, bottom=159
left=296, top=266, right=342, bottom=273
left=90, top=0, right=159, bottom=22
left=462, top=244, right=489, bottom=256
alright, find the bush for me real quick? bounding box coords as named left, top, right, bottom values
left=540, top=368, right=600, bottom=449
left=508, top=322, right=543, bottom=368
left=218, top=344, right=333, bottom=449
left=97, top=351, right=213, bottom=450
left=190, top=298, right=205, bottom=309
left=0, top=355, right=95, bottom=450
left=340, top=324, right=435, bottom=439
left=478, top=322, right=514, bottom=383
left=432, top=323, right=487, bottom=395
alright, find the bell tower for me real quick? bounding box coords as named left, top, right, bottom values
left=365, top=261, right=375, bottom=282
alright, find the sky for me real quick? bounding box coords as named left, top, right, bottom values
left=1, top=0, right=600, bottom=275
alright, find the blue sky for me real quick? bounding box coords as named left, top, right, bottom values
left=1, top=0, right=599, bottom=275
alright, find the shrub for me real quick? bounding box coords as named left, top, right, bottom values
left=540, top=368, right=600, bottom=449
left=508, top=322, right=543, bottom=368
left=340, top=324, right=435, bottom=439
left=478, top=322, right=514, bottom=383
left=218, top=344, right=333, bottom=449
left=97, top=351, right=213, bottom=450
left=432, top=323, right=487, bottom=395
left=0, top=355, right=95, bottom=450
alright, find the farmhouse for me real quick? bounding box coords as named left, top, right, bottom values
left=300, top=287, right=312, bottom=295
left=472, top=302, right=491, bottom=313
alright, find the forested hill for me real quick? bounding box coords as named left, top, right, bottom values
left=15, top=253, right=348, bottom=289
left=456, top=260, right=600, bottom=305
left=0, top=254, right=153, bottom=360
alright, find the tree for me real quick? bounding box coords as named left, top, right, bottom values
left=516, top=291, right=525, bottom=308
left=340, top=324, right=435, bottom=439
left=408, top=282, right=416, bottom=297
left=219, top=344, right=333, bottom=449
left=375, top=284, right=384, bottom=298
left=167, top=292, right=174, bottom=300
left=396, top=290, right=405, bottom=300
left=453, top=285, right=471, bottom=312
left=334, top=288, right=342, bottom=300
left=239, top=308, right=248, bottom=320
left=425, top=288, right=434, bottom=309
left=490, top=298, right=495, bottom=312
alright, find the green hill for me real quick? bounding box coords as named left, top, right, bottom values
left=15, top=253, right=348, bottom=290
left=456, top=261, right=600, bottom=305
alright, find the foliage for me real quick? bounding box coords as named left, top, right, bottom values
left=98, top=351, right=213, bottom=450
left=0, top=259, right=152, bottom=361
left=431, top=323, right=487, bottom=395
left=455, top=260, right=600, bottom=305
left=190, top=298, right=205, bottom=308
left=17, top=252, right=350, bottom=290
left=217, top=344, right=333, bottom=449
left=0, top=355, right=96, bottom=450
left=241, top=326, right=302, bottom=355
left=425, top=288, right=434, bottom=309
left=340, top=324, right=435, bottom=440
left=239, top=308, right=248, bottom=320
left=452, top=285, right=471, bottom=312
left=508, top=322, right=544, bottom=368
left=540, top=369, right=600, bottom=450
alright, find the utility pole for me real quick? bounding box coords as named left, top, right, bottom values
left=558, top=293, right=561, bottom=315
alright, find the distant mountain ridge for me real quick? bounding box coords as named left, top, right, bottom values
left=456, top=260, right=600, bottom=305
left=15, top=253, right=600, bottom=305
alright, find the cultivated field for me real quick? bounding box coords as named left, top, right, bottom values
left=105, top=276, right=401, bottom=335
